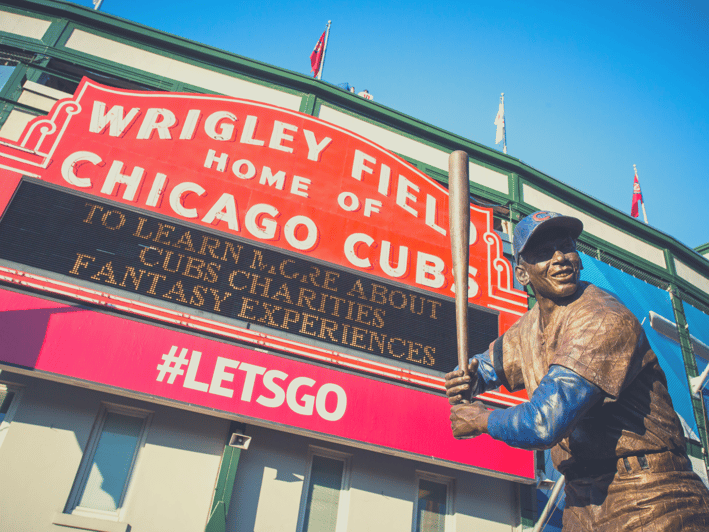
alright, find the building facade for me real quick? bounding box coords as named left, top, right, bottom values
left=0, top=2, right=708, bottom=532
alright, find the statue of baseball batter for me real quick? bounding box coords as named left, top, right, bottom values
left=446, top=211, right=709, bottom=530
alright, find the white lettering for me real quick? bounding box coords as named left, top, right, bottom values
left=269, top=121, right=298, bottom=153
left=315, top=383, right=347, bottom=421
left=303, top=129, right=332, bottom=161
left=61, top=151, right=101, bottom=188
left=209, top=357, right=240, bottom=398
left=338, top=192, right=360, bottom=211
left=425, top=194, right=446, bottom=236
left=344, top=233, right=374, bottom=268
left=183, top=350, right=209, bottom=392
left=179, top=109, right=201, bottom=140
left=201, top=193, right=240, bottom=231
left=89, top=101, right=139, bottom=137
left=416, top=251, right=445, bottom=288
left=205, top=111, right=237, bottom=141
left=136, top=108, right=176, bottom=140
left=146, top=173, right=167, bottom=207
left=351, top=149, right=375, bottom=181
left=380, top=241, right=408, bottom=278
left=245, top=203, right=279, bottom=240
left=396, top=175, right=419, bottom=217
left=378, top=164, right=391, bottom=196
left=469, top=220, right=478, bottom=245
left=232, top=159, right=257, bottom=180
left=204, top=149, right=229, bottom=172
left=286, top=376, right=315, bottom=415
left=165, top=349, right=347, bottom=421
left=256, top=370, right=288, bottom=408
left=290, top=175, right=310, bottom=197
left=237, top=363, right=266, bottom=402
left=240, top=115, right=266, bottom=146
left=284, top=215, right=318, bottom=251
left=101, top=160, right=144, bottom=201
left=169, top=181, right=205, bottom=218
left=363, top=198, right=382, bottom=217
left=259, top=166, right=286, bottom=190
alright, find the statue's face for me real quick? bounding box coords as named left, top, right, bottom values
left=515, top=228, right=582, bottom=301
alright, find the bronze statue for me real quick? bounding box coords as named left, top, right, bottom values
left=445, top=208, right=709, bottom=530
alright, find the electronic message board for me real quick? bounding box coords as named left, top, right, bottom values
left=0, top=180, right=499, bottom=374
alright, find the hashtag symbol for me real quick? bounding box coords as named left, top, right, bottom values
left=156, top=346, right=190, bottom=384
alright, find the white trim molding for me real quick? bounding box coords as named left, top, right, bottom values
left=674, top=258, right=709, bottom=297
left=0, top=10, right=51, bottom=40
left=64, top=30, right=302, bottom=111
left=522, top=184, right=667, bottom=268
left=318, top=105, right=509, bottom=194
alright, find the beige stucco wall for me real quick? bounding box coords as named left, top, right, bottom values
left=228, top=424, right=520, bottom=532
left=0, top=373, right=228, bottom=532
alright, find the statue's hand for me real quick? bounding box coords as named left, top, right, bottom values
left=444, top=358, right=479, bottom=405
left=450, top=401, right=490, bottom=439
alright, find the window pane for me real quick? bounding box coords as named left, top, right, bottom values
left=0, top=65, right=14, bottom=92
left=303, top=455, right=344, bottom=532
left=78, top=412, right=143, bottom=512
left=0, top=389, right=15, bottom=423
left=417, top=479, right=447, bottom=532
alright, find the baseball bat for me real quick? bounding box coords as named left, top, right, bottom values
left=448, top=150, right=470, bottom=389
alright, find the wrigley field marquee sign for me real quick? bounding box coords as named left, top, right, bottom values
left=0, top=79, right=527, bottom=386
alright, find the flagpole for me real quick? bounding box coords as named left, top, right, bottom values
left=634, top=164, right=648, bottom=224
left=318, top=21, right=332, bottom=81
left=93, top=0, right=104, bottom=10
left=501, top=93, right=507, bottom=154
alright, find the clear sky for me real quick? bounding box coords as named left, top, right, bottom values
left=76, top=0, right=709, bottom=249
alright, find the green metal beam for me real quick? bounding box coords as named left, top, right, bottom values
left=205, top=422, right=247, bottom=532
left=668, top=286, right=709, bottom=467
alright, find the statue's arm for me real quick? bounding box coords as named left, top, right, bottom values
left=486, top=365, right=603, bottom=450
left=445, top=350, right=502, bottom=404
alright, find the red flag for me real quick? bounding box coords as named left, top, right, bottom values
left=631, top=174, right=643, bottom=218
left=310, top=30, right=326, bottom=77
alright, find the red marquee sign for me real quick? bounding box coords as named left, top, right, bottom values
left=0, top=79, right=527, bottom=393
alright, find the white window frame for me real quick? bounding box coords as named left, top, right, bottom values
left=411, top=470, right=455, bottom=532
left=297, top=445, right=352, bottom=532
left=64, top=402, right=152, bottom=522
left=0, top=381, right=24, bottom=450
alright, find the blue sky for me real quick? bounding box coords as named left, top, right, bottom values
left=77, top=0, right=709, bottom=249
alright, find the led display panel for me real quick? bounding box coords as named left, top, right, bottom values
left=0, top=181, right=499, bottom=374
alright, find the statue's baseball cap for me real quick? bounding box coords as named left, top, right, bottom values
left=513, top=211, right=583, bottom=262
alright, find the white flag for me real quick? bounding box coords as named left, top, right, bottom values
left=494, top=99, right=505, bottom=145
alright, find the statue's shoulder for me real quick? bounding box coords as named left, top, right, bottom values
left=503, top=301, right=540, bottom=342
left=571, top=282, right=641, bottom=332
left=577, top=283, right=635, bottom=316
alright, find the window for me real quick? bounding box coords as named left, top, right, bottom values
left=65, top=404, right=151, bottom=520
left=0, top=386, right=15, bottom=422
left=299, top=447, right=351, bottom=532
left=0, top=382, right=22, bottom=449
left=36, top=58, right=158, bottom=95
left=0, top=46, right=30, bottom=94
left=0, top=64, right=15, bottom=92
left=413, top=472, right=453, bottom=532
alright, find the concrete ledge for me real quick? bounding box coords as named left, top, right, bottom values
left=52, top=513, right=129, bottom=532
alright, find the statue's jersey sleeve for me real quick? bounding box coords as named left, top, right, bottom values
left=549, top=289, right=646, bottom=399
left=490, top=284, right=650, bottom=400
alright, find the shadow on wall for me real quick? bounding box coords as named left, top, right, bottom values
left=0, top=306, right=84, bottom=368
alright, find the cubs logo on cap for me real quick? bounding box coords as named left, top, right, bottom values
left=513, top=211, right=583, bottom=262
left=532, top=212, right=552, bottom=222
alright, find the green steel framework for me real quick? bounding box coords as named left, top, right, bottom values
left=2, top=0, right=709, bottom=528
